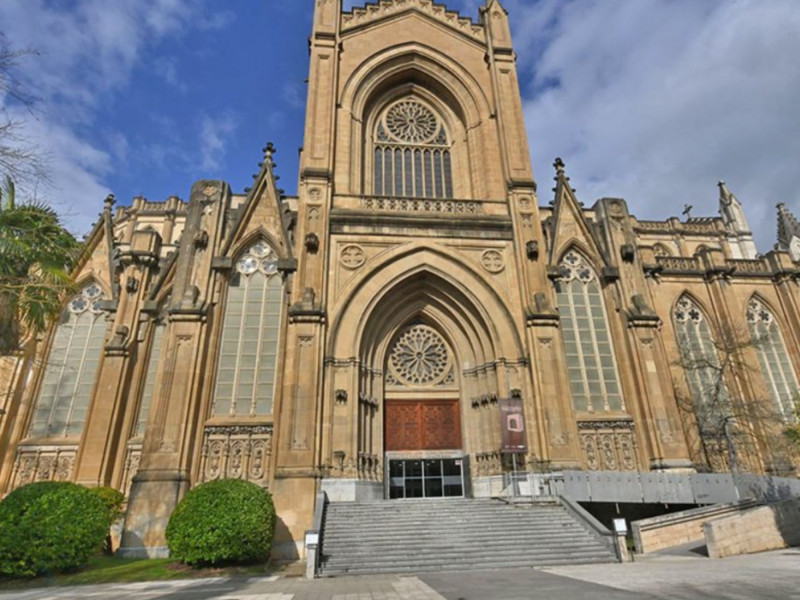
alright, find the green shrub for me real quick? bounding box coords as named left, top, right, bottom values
left=166, top=479, right=275, bottom=567
left=0, top=481, right=110, bottom=578
left=89, top=486, right=125, bottom=554
left=89, top=486, right=125, bottom=523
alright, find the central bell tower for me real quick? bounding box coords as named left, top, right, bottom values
left=270, top=0, right=546, bottom=553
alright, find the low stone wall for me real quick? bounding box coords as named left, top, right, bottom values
left=704, top=497, right=800, bottom=559
left=631, top=499, right=759, bottom=554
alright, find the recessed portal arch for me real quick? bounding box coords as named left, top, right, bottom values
left=324, top=248, right=529, bottom=497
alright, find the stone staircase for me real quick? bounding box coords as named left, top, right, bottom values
left=318, top=498, right=617, bottom=576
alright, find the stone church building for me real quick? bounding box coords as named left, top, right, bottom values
left=1, top=0, right=800, bottom=559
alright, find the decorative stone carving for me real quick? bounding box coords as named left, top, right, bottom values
left=361, top=197, right=481, bottom=214
left=341, top=0, right=484, bottom=41
left=200, top=425, right=273, bottom=487
left=340, top=244, right=366, bottom=269
left=305, top=233, right=320, bottom=253
left=620, top=243, right=635, bottom=263
left=387, top=324, right=452, bottom=387
left=335, top=389, right=348, bottom=405
left=577, top=420, right=637, bottom=471
left=123, top=445, right=142, bottom=494
left=525, top=240, right=539, bottom=260
left=13, top=446, right=77, bottom=489
left=481, top=250, right=505, bottom=273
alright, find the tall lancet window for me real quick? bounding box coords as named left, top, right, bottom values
left=213, top=241, right=283, bottom=417
left=747, top=298, right=799, bottom=419
left=30, top=283, right=107, bottom=437
left=556, top=250, right=624, bottom=412
left=134, top=318, right=166, bottom=438
left=373, top=98, right=453, bottom=198
left=673, top=296, right=730, bottom=428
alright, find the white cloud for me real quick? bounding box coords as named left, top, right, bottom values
left=199, top=113, right=239, bottom=172
left=0, top=0, right=230, bottom=235
left=507, top=0, right=800, bottom=250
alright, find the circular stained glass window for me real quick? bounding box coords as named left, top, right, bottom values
left=388, top=324, right=451, bottom=386
left=237, top=256, right=258, bottom=275
left=385, top=100, right=439, bottom=144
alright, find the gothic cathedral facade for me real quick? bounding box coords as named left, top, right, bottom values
left=2, top=0, right=800, bottom=559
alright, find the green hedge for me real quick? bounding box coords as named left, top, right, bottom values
left=0, top=482, right=110, bottom=578
left=166, top=479, right=276, bottom=567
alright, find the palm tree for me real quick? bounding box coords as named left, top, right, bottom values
left=0, top=176, right=81, bottom=354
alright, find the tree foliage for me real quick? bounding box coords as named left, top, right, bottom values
left=674, top=320, right=795, bottom=474
left=0, top=175, right=80, bottom=354
left=0, top=31, right=48, bottom=187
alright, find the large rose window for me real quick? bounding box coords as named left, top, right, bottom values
left=387, top=324, right=452, bottom=386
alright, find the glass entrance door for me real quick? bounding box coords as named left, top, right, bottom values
left=388, top=458, right=464, bottom=499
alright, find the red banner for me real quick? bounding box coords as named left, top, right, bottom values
left=499, top=397, right=527, bottom=453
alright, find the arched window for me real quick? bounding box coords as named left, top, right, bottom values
left=212, top=241, right=283, bottom=417
left=373, top=98, right=453, bottom=199
left=133, top=318, right=166, bottom=438
left=30, top=283, right=106, bottom=438
left=673, top=296, right=730, bottom=428
left=747, top=298, right=799, bottom=419
left=653, top=243, right=672, bottom=257
left=556, top=250, right=624, bottom=412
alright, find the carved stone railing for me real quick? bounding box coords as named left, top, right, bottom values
left=729, top=259, right=771, bottom=275
left=683, top=218, right=720, bottom=233
left=12, top=444, right=78, bottom=489
left=655, top=256, right=701, bottom=272
left=577, top=420, right=638, bottom=471
left=200, top=424, right=273, bottom=487
left=360, top=196, right=483, bottom=215
left=635, top=220, right=671, bottom=232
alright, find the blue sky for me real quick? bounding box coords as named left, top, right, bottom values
left=2, top=0, right=800, bottom=251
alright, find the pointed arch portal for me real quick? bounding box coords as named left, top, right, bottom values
left=327, top=247, right=526, bottom=499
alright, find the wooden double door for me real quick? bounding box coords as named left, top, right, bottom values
left=385, top=399, right=462, bottom=451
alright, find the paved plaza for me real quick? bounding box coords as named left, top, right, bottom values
left=1, top=548, right=798, bottom=600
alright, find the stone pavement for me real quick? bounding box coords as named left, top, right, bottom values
left=1, top=548, right=799, bottom=600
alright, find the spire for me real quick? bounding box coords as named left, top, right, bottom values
left=718, top=180, right=751, bottom=234
left=718, top=180, right=734, bottom=206
left=776, top=203, right=800, bottom=249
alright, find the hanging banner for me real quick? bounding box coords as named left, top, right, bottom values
left=499, top=397, right=527, bottom=453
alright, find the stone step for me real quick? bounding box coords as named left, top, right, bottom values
left=318, top=497, right=616, bottom=575
left=319, top=553, right=613, bottom=576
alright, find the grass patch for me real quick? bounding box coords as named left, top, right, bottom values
left=0, top=556, right=270, bottom=590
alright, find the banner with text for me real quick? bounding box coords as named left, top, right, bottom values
left=499, top=397, right=527, bottom=454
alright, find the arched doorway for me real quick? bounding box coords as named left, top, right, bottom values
left=323, top=248, right=530, bottom=501
left=383, top=321, right=466, bottom=498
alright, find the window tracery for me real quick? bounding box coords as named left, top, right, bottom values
left=556, top=251, right=624, bottom=412
left=746, top=298, right=799, bottom=419
left=386, top=324, right=453, bottom=387
left=373, top=98, right=453, bottom=199
left=673, top=296, right=731, bottom=430
left=30, top=283, right=107, bottom=438
left=213, top=241, right=283, bottom=417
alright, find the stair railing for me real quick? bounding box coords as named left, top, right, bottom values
left=305, top=491, right=328, bottom=579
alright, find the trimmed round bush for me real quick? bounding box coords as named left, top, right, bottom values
left=89, top=486, right=125, bottom=523
left=0, top=482, right=110, bottom=578
left=166, top=479, right=276, bottom=567
left=89, top=486, right=125, bottom=554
